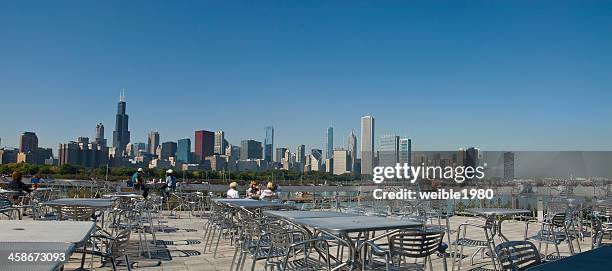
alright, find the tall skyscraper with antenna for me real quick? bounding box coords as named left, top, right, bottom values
left=112, top=90, right=130, bottom=153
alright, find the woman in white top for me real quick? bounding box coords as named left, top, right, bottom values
left=226, top=182, right=240, bottom=199
left=259, top=182, right=277, bottom=200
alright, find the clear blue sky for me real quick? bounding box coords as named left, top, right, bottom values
left=1, top=1, right=611, bottom=153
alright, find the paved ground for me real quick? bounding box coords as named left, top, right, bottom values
left=53, top=211, right=604, bottom=271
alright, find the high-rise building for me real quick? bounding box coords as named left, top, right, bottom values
left=240, top=140, right=262, bottom=160
left=347, top=131, right=357, bottom=173
left=264, top=126, right=274, bottom=162
left=194, top=130, right=214, bottom=162
left=296, top=144, right=306, bottom=163
left=333, top=149, right=351, bottom=175
left=160, top=141, right=177, bottom=160
left=112, top=90, right=130, bottom=153
left=95, top=123, right=107, bottom=147
left=326, top=127, right=333, bottom=160
left=0, top=148, right=18, bottom=164
left=276, top=147, right=288, bottom=163
left=19, top=132, right=38, bottom=153
left=456, top=148, right=466, bottom=167
left=311, top=149, right=323, bottom=161
left=399, top=138, right=412, bottom=166
left=147, top=130, right=160, bottom=155
left=465, top=147, right=480, bottom=168
left=59, top=138, right=108, bottom=168
left=378, top=134, right=400, bottom=167
left=177, top=138, right=191, bottom=163
left=214, top=130, right=227, bottom=155
left=226, top=144, right=241, bottom=159
left=504, top=152, right=515, bottom=180
left=360, top=115, right=375, bottom=175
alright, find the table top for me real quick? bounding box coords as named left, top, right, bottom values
left=0, top=189, right=22, bottom=194
left=214, top=198, right=285, bottom=208
left=42, top=198, right=114, bottom=208
left=0, top=221, right=95, bottom=244
left=103, top=193, right=141, bottom=198
left=264, top=210, right=358, bottom=220
left=466, top=208, right=531, bottom=216
left=0, top=242, right=75, bottom=271
left=291, top=216, right=423, bottom=234
left=526, top=246, right=612, bottom=271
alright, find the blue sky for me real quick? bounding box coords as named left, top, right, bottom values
left=1, top=1, right=612, bottom=153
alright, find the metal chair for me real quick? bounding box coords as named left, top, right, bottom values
left=452, top=217, right=497, bottom=271
left=494, top=241, right=541, bottom=271
left=527, top=212, right=579, bottom=260
left=0, top=198, right=19, bottom=219
left=264, top=222, right=331, bottom=271
left=362, top=229, right=447, bottom=271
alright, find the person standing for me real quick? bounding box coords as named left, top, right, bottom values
left=164, top=169, right=177, bottom=198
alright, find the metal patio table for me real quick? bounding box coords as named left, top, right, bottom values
left=42, top=198, right=115, bottom=209
left=526, top=246, right=612, bottom=271
left=466, top=208, right=531, bottom=242
left=263, top=210, right=358, bottom=220
left=0, top=220, right=96, bottom=244
left=291, top=215, right=424, bottom=270
left=0, top=242, right=75, bottom=271
left=213, top=198, right=286, bottom=209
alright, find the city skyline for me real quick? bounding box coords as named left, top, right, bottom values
left=2, top=1, right=612, bottom=151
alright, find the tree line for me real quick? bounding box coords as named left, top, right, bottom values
left=0, top=162, right=359, bottom=184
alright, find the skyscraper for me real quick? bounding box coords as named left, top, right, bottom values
left=326, top=127, right=333, bottom=160
left=147, top=130, right=160, bottom=155
left=296, top=144, right=306, bottom=163
left=333, top=149, right=351, bottom=175
left=465, top=147, right=479, bottom=168
left=177, top=138, right=191, bottom=163
left=160, top=141, right=178, bottom=160
left=195, top=130, right=215, bottom=162
left=347, top=131, right=357, bottom=173
left=378, top=134, right=399, bottom=167
left=276, top=147, right=287, bottom=163
left=95, top=123, right=106, bottom=147
left=264, top=126, right=274, bottom=162
left=504, top=152, right=515, bottom=180
left=112, top=90, right=130, bottom=153
left=240, top=140, right=262, bottom=160
left=360, top=115, right=375, bottom=175
left=19, top=132, right=38, bottom=153
left=399, top=138, right=411, bottom=166
left=214, top=130, right=226, bottom=155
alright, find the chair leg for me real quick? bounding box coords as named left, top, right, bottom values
left=214, top=228, right=223, bottom=257
left=125, top=255, right=132, bottom=271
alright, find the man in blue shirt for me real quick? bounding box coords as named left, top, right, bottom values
left=128, top=168, right=143, bottom=188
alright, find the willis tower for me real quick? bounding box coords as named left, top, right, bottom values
left=113, top=90, right=130, bottom=153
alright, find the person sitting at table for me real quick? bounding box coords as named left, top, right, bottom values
left=246, top=181, right=260, bottom=199
left=128, top=168, right=143, bottom=188
left=6, top=172, right=31, bottom=201
left=259, top=182, right=277, bottom=200
left=227, top=182, right=240, bottom=199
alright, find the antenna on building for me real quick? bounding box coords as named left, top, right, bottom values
left=119, top=88, right=126, bottom=102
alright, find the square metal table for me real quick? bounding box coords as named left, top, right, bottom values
left=42, top=198, right=115, bottom=208
left=264, top=210, right=359, bottom=220
left=213, top=198, right=285, bottom=209
left=0, top=220, right=96, bottom=244
left=0, top=242, right=75, bottom=271
left=466, top=208, right=531, bottom=242
left=526, top=246, right=612, bottom=271
left=291, top=215, right=423, bottom=270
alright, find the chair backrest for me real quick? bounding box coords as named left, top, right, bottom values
left=550, top=213, right=567, bottom=228
left=59, top=206, right=95, bottom=221
left=0, top=199, right=12, bottom=209
left=389, top=230, right=445, bottom=258
left=495, top=241, right=541, bottom=271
